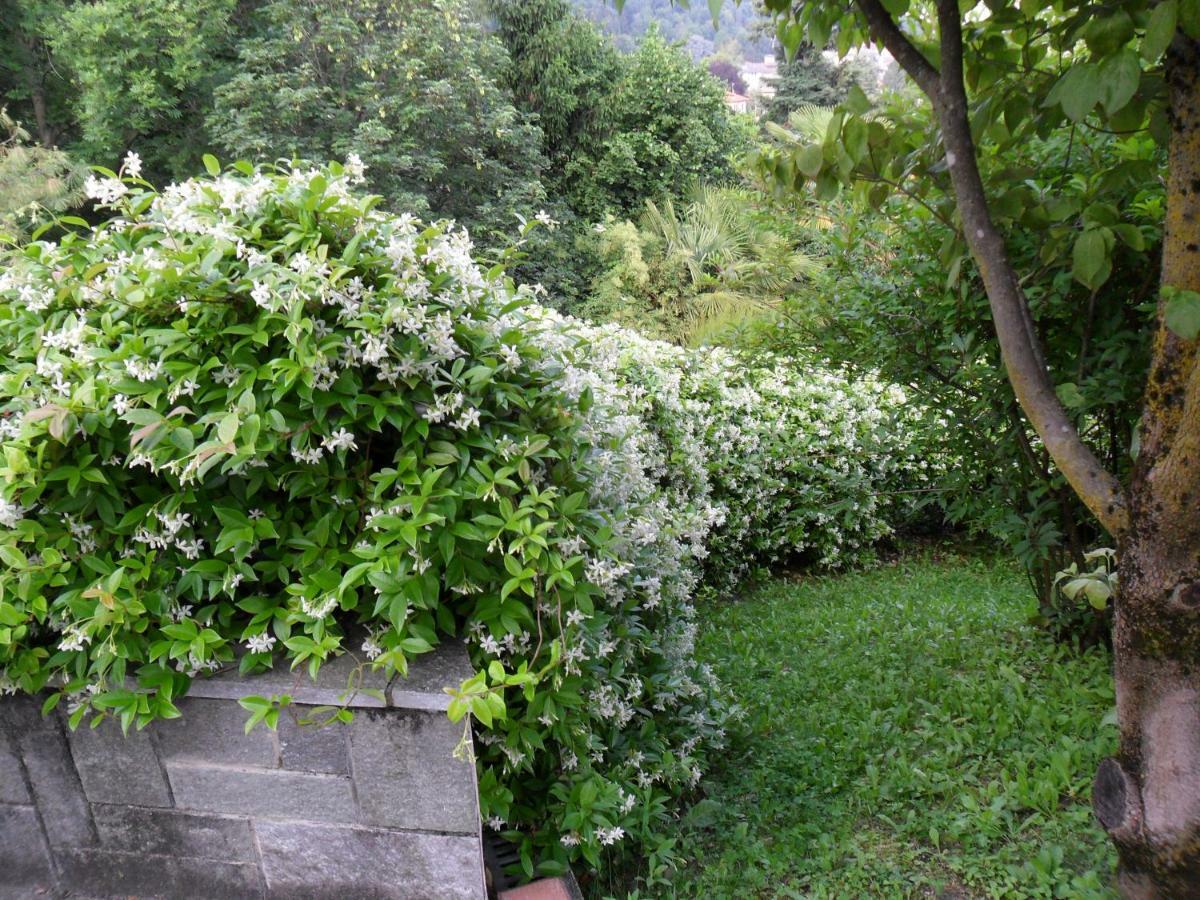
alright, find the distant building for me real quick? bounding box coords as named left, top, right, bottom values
left=740, top=54, right=780, bottom=103
left=724, top=90, right=751, bottom=114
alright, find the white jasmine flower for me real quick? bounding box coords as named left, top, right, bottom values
left=291, top=446, right=324, bottom=464
left=58, top=625, right=91, bottom=653
left=598, top=826, right=625, bottom=846
left=84, top=175, right=127, bottom=207
left=453, top=407, right=480, bottom=431
left=122, top=151, right=143, bottom=179
left=251, top=281, right=272, bottom=309
left=300, top=594, right=338, bottom=619
left=244, top=633, right=276, bottom=654
left=361, top=636, right=382, bottom=660
left=0, top=498, right=25, bottom=529
left=322, top=428, right=357, bottom=452
left=344, top=153, right=367, bottom=184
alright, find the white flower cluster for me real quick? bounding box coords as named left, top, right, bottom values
left=0, top=160, right=938, bottom=863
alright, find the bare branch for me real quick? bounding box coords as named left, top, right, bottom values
left=855, top=0, right=940, bottom=95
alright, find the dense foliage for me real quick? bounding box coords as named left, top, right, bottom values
left=0, top=108, right=84, bottom=245
left=210, top=0, right=547, bottom=242
left=581, top=186, right=819, bottom=344
left=2, top=0, right=744, bottom=269
left=746, top=85, right=1160, bottom=616
left=766, top=46, right=851, bottom=122
left=51, top=0, right=239, bottom=181
left=492, top=1, right=744, bottom=221
left=490, top=1, right=746, bottom=306
left=0, top=162, right=929, bottom=872
left=491, top=0, right=620, bottom=207
left=572, top=29, right=742, bottom=220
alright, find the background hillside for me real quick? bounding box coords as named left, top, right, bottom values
left=569, top=0, right=775, bottom=59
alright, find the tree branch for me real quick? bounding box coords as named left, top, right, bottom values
left=855, top=0, right=940, bottom=96
left=916, top=0, right=1129, bottom=535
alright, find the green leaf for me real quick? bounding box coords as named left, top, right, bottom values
left=0, top=545, right=28, bottom=569
left=1142, top=0, right=1177, bottom=61
left=1084, top=9, right=1134, bottom=55
left=1182, top=0, right=1200, bottom=38
left=217, top=412, right=240, bottom=444
left=842, top=118, right=868, bottom=165
left=202, top=154, right=221, bottom=176
left=1047, top=63, right=1101, bottom=122
left=777, top=21, right=804, bottom=58
left=1099, top=50, right=1141, bottom=115
left=1072, top=228, right=1111, bottom=290
left=1055, top=383, right=1086, bottom=409
left=796, top=144, right=824, bottom=178
left=1112, top=223, right=1145, bottom=250
left=1164, top=288, right=1200, bottom=340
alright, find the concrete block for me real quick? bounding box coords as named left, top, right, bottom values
left=57, top=847, right=263, bottom=899
left=68, top=717, right=172, bottom=807
left=351, top=708, right=478, bottom=834
left=167, top=760, right=357, bottom=822
left=279, top=714, right=349, bottom=774
left=0, top=734, right=29, bottom=804
left=92, top=803, right=256, bottom=862
left=256, top=820, right=485, bottom=899
left=0, top=804, right=54, bottom=889
left=184, top=640, right=475, bottom=712
left=156, top=697, right=278, bottom=768
left=4, top=700, right=95, bottom=847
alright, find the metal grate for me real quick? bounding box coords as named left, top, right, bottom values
left=483, top=831, right=523, bottom=898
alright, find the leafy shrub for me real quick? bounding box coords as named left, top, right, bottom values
left=579, top=187, right=819, bottom=345
left=0, top=159, right=925, bottom=874
left=1043, top=548, right=1116, bottom=647
left=749, top=88, right=1159, bottom=621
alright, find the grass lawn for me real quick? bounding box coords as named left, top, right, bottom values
left=664, top=550, right=1118, bottom=899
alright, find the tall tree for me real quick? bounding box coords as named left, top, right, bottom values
left=209, top=0, right=547, bottom=240
left=570, top=27, right=744, bottom=218
left=736, top=0, right=1200, bottom=891
left=51, top=0, right=239, bottom=181
left=767, top=45, right=847, bottom=120
left=0, top=0, right=69, bottom=149
left=491, top=0, right=620, bottom=199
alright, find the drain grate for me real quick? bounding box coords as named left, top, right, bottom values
left=483, top=831, right=523, bottom=898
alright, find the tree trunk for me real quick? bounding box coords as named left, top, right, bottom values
left=1093, top=34, right=1200, bottom=896
left=16, top=30, right=55, bottom=148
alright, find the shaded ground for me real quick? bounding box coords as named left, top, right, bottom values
left=663, top=551, right=1119, bottom=898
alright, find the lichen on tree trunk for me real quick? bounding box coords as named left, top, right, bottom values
left=1095, top=32, right=1200, bottom=897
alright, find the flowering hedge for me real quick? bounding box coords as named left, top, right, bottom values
left=0, top=160, right=928, bottom=875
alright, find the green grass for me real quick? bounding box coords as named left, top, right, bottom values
left=665, top=551, right=1118, bottom=899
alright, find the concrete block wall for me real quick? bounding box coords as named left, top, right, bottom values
left=0, top=642, right=485, bottom=899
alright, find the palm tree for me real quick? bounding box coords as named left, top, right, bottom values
left=765, top=102, right=836, bottom=145
left=640, top=185, right=820, bottom=344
